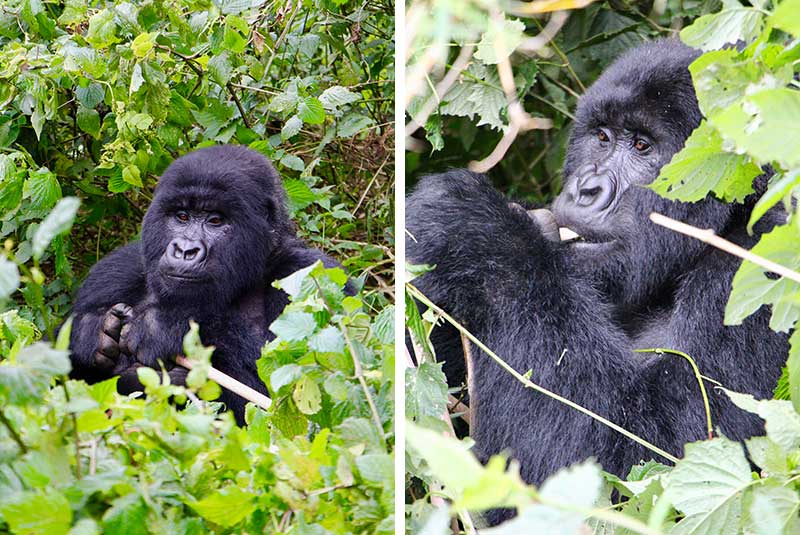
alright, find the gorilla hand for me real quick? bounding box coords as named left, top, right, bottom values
left=94, top=303, right=134, bottom=374
left=508, top=203, right=575, bottom=243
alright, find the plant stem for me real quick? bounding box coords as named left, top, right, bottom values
left=0, top=408, right=28, bottom=453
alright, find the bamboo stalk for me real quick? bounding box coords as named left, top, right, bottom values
left=175, top=356, right=272, bottom=410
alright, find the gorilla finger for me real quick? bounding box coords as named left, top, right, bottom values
left=93, top=352, right=115, bottom=372
left=168, top=367, right=189, bottom=387
left=98, top=332, right=120, bottom=359
left=117, top=365, right=145, bottom=395
left=102, top=311, right=123, bottom=339
left=527, top=208, right=561, bottom=242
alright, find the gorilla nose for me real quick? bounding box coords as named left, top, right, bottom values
left=168, top=238, right=206, bottom=265
left=574, top=174, right=614, bottom=211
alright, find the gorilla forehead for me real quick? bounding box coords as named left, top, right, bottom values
left=155, top=145, right=284, bottom=212
left=574, top=39, right=702, bottom=140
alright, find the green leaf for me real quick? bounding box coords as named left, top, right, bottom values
left=373, top=305, right=394, bottom=345
left=280, top=154, right=305, bottom=172
left=439, top=63, right=506, bottom=131
left=746, top=482, right=800, bottom=535
left=485, top=461, right=601, bottom=535
left=772, top=0, right=800, bottom=36
left=789, top=330, right=800, bottom=413
left=189, top=486, right=256, bottom=527
left=649, top=122, right=759, bottom=202
left=122, top=165, right=142, bottom=187
left=281, top=115, right=303, bottom=140
left=208, top=52, right=233, bottom=86
left=271, top=363, right=302, bottom=392
left=712, top=88, right=800, bottom=169
left=406, top=362, right=448, bottom=420
left=270, top=311, right=316, bottom=341
left=747, top=170, right=800, bottom=233
left=77, top=105, right=101, bottom=138
left=131, top=32, right=155, bottom=57
left=293, top=375, right=322, bottom=414
left=724, top=223, right=800, bottom=332
left=0, top=254, right=20, bottom=299
left=284, top=178, right=317, bottom=212
left=103, top=494, right=148, bottom=535
left=86, top=9, right=118, bottom=49
left=319, top=86, right=360, bottom=112
left=336, top=113, right=375, bottom=138
left=355, top=453, right=393, bottom=486
left=727, top=391, right=800, bottom=451
left=298, top=97, right=325, bottom=125
left=223, top=16, right=248, bottom=54
left=474, top=17, right=525, bottom=65
left=667, top=438, right=752, bottom=535
left=680, top=4, right=764, bottom=51
left=75, top=83, right=104, bottom=108
left=1, top=490, right=72, bottom=535
left=0, top=342, right=71, bottom=404
left=25, top=167, right=62, bottom=211
left=32, top=197, right=80, bottom=259
left=308, top=326, right=345, bottom=353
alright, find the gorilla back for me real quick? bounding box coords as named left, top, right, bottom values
left=68, top=145, right=342, bottom=423
left=407, top=39, right=787, bottom=513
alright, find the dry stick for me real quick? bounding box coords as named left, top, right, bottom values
left=175, top=356, right=272, bottom=410
left=404, top=44, right=475, bottom=139
left=650, top=213, right=800, bottom=284
left=407, top=283, right=680, bottom=464
left=459, top=332, right=475, bottom=427
left=0, top=408, right=27, bottom=453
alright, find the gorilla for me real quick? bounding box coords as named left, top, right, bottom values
left=68, top=145, right=343, bottom=423
left=407, top=39, right=787, bottom=512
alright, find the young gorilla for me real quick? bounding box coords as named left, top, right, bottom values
left=407, top=39, right=787, bottom=517
left=69, top=145, right=341, bottom=423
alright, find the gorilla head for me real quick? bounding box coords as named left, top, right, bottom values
left=141, top=145, right=294, bottom=308
left=551, top=40, right=733, bottom=308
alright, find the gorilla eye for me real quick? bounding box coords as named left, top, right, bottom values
left=634, top=139, right=651, bottom=152
left=176, top=211, right=189, bottom=223
left=207, top=215, right=224, bottom=226
left=597, top=129, right=609, bottom=142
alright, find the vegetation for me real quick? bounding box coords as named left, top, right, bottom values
left=0, top=0, right=394, bottom=533
left=405, top=0, right=800, bottom=533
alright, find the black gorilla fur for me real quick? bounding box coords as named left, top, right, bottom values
left=407, top=39, right=788, bottom=516
left=69, top=145, right=342, bottom=423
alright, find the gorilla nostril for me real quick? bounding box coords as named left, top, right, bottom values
left=184, top=248, right=199, bottom=261
left=577, top=186, right=602, bottom=206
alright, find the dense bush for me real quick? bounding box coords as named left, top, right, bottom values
left=0, top=1, right=394, bottom=533
left=406, top=0, right=800, bottom=533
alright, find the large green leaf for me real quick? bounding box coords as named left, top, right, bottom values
left=649, top=122, right=760, bottom=202
left=668, top=439, right=752, bottom=535
left=724, top=223, right=800, bottom=333
left=680, top=3, right=763, bottom=51
left=32, top=197, right=80, bottom=260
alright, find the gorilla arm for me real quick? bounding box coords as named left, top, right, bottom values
left=406, top=170, right=653, bottom=483
left=68, top=242, right=146, bottom=383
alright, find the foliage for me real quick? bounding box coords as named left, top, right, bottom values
left=0, top=204, right=395, bottom=534
left=406, top=0, right=800, bottom=534
left=0, top=0, right=395, bottom=333
left=0, top=1, right=394, bottom=534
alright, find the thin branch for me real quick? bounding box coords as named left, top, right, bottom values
left=0, top=409, right=27, bottom=453
left=407, top=283, right=680, bottom=464
left=649, top=213, right=800, bottom=284
left=226, top=83, right=251, bottom=128
left=175, top=356, right=272, bottom=410
left=405, top=44, right=475, bottom=138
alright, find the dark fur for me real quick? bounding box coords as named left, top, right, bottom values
left=407, top=40, right=787, bottom=522
left=68, top=145, right=341, bottom=423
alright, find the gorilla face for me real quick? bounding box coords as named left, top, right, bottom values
left=550, top=40, right=732, bottom=306
left=141, top=145, right=293, bottom=308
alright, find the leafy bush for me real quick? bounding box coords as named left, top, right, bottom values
left=406, top=0, right=800, bottom=533
left=0, top=1, right=394, bottom=533
left=0, top=201, right=395, bottom=534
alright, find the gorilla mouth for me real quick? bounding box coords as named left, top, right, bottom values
left=163, top=272, right=206, bottom=282
left=559, top=227, right=617, bottom=250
